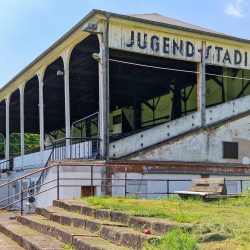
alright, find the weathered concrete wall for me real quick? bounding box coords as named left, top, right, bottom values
left=37, top=165, right=106, bottom=207
left=206, top=93, right=250, bottom=126
left=129, top=114, right=250, bottom=164
left=111, top=94, right=250, bottom=161
left=110, top=112, right=201, bottom=159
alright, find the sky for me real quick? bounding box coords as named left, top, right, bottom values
left=0, top=0, right=250, bottom=88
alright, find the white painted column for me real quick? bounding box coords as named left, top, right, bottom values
left=197, top=41, right=206, bottom=127
left=64, top=68, right=70, bottom=158
left=62, top=47, right=73, bottom=159
left=5, top=95, right=10, bottom=163
left=19, top=82, right=25, bottom=166
left=38, top=77, right=44, bottom=163
left=98, top=49, right=107, bottom=157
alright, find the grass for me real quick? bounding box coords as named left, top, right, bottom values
left=60, top=243, right=74, bottom=249
left=144, top=227, right=199, bottom=250
left=79, top=195, right=250, bottom=249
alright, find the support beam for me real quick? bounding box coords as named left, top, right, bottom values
left=98, top=49, right=107, bottom=157
left=5, top=95, right=10, bottom=165
left=64, top=68, right=70, bottom=158
left=62, top=46, right=74, bottom=159
left=37, top=68, right=46, bottom=164
left=19, top=82, right=25, bottom=166
left=237, top=80, right=250, bottom=98
left=197, top=41, right=206, bottom=127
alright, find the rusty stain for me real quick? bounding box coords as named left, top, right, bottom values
left=110, top=160, right=250, bottom=175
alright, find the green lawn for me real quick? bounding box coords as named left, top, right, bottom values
left=79, top=195, right=250, bottom=249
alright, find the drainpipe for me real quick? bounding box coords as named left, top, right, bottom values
left=105, top=12, right=111, bottom=195
left=143, top=170, right=250, bottom=176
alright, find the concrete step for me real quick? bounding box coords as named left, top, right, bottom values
left=0, top=212, right=63, bottom=250
left=36, top=206, right=158, bottom=249
left=36, top=206, right=125, bottom=231
left=17, top=214, right=126, bottom=249
left=53, top=199, right=188, bottom=236
left=0, top=231, right=24, bottom=250
left=17, top=214, right=97, bottom=245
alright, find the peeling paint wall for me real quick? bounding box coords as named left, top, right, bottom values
left=111, top=93, right=250, bottom=161
left=110, top=111, right=201, bottom=158
left=129, top=114, right=250, bottom=164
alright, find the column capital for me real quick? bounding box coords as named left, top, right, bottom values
left=5, top=94, right=10, bottom=105
left=19, top=81, right=26, bottom=96
left=61, top=45, right=75, bottom=70
left=37, top=65, right=47, bottom=84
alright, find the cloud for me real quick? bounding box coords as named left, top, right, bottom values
left=226, top=1, right=245, bottom=17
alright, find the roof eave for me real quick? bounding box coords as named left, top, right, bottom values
left=2, top=9, right=250, bottom=94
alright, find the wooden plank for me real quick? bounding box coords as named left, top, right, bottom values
left=190, top=186, right=223, bottom=193
left=175, top=191, right=208, bottom=196
left=205, top=194, right=244, bottom=199
left=175, top=191, right=212, bottom=196
left=191, top=178, right=225, bottom=185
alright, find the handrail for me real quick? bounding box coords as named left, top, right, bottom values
left=0, top=164, right=53, bottom=189
left=0, top=163, right=128, bottom=214
left=53, top=137, right=101, bottom=143
left=35, top=146, right=55, bottom=187
left=0, top=162, right=249, bottom=215
left=0, top=158, right=13, bottom=172
left=0, top=163, right=127, bottom=189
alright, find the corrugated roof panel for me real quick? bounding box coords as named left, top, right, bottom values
left=127, top=13, right=227, bottom=36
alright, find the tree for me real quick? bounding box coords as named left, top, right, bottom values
left=0, top=133, right=40, bottom=154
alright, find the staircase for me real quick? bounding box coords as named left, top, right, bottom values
left=0, top=199, right=185, bottom=249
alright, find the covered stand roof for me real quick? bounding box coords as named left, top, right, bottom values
left=127, top=13, right=226, bottom=36
left=0, top=9, right=248, bottom=137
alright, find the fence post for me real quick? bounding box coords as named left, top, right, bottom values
left=241, top=180, right=243, bottom=194
left=125, top=167, right=127, bottom=197
left=167, top=180, right=169, bottom=198
left=91, top=165, right=93, bottom=196
left=21, top=179, right=23, bottom=215
left=57, top=165, right=59, bottom=200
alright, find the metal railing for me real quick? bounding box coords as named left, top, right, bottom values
left=71, top=112, right=99, bottom=139
left=0, top=163, right=128, bottom=215
left=0, top=163, right=249, bottom=215
left=46, top=137, right=101, bottom=161
left=0, top=159, right=13, bottom=172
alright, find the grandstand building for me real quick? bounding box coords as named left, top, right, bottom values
left=1, top=9, right=250, bottom=206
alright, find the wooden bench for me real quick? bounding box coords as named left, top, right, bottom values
left=175, top=178, right=227, bottom=199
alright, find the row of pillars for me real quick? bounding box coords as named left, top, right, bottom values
left=4, top=36, right=108, bottom=167
left=2, top=37, right=206, bottom=168
left=4, top=47, right=75, bottom=166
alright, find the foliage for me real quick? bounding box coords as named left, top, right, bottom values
left=144, top=228, right=199, bottom=250
left=0, top=133, right=40, bottom=154
left=60, top=243, right=74, bottom=249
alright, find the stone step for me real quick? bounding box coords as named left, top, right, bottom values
left=17, top=214, right=96, bottom=245
left=36, top=206, right=158, bottom=249
left=0, top=212, right=63, bottom=250
left=0, top=231, right=24, bottom=250
left=73, top=236, right=126, bottom=250
left=36, top=206, right=125, bottom=231
left=18, top=213, right=126, bottom=250
left=53, top=199, right=189, bottom=236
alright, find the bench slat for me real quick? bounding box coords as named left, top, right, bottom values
left=190, top=186, right=223, bottom=193
left=191, top=178, right=225, bottom=185
left=175, top=191, right=212, bottom=196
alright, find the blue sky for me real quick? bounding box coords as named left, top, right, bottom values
left=0, top=0, right=250, bottom=87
